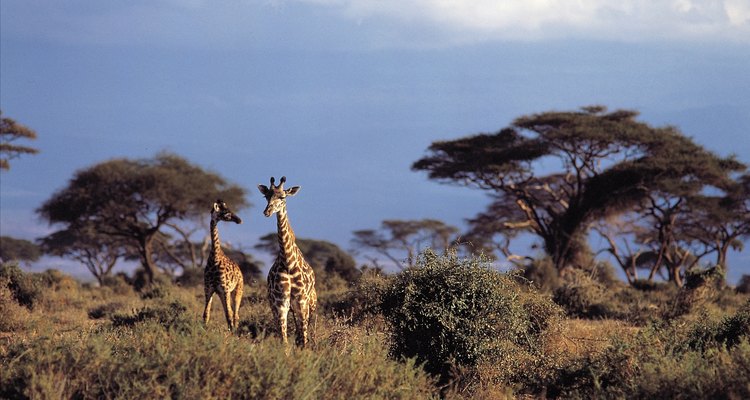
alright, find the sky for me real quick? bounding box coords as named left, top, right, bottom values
left=1, top=0, right=749, bottom=282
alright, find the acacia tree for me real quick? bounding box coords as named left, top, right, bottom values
left=351, top=219, right=460, bottom=269
left=38, top=226, right=127, bottom=285
left=37, top=152, right=247, bottom=283
left=0, top=236, right=41, bottom=265
left=0, top=111, right=39, bottom=170
left=678, top=177, right=750, bottom=274
left=413, top=106, right=743, bottom=274
left=596, top=175, right=747, bottom=287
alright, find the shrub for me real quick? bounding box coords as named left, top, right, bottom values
left=546, top=324, right=750, bottom=399
left=666, top=266, right=724, bottom=319
left=520, top=257, right=561, bottom=292
left=176, top=267, right=203, bottom=287
left=111, top=300, right=196, bottom=334
left=553, top=270, right=628, bottom=320
left=0, top=262, right=42, bottom=310
left=687, top=300, right=750, bottom=351
left=380, top=250, right=562, bottom=383
left=88, top=302, right=126, bottom=320
left=0, top=279, right=32, bottom=331
left=737, top=275, right=750, bottom=294
left=100, top=274, right=133, bottom=295
left=130, top=268, right=172, bottom=292
left=329, top=268, right=390, bottom=320
left=631, top=279, right=671, bottom=292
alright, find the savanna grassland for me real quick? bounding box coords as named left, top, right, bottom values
left=3, top=252, right=750, bottom=400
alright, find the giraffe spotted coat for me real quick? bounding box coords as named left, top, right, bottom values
left=203, top=200, right=244, bottom=332
left=259, top=176, right=317, bottom=348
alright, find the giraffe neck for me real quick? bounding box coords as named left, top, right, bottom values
left=276, top=206, right=298, bottom=263
left=210, top=219, right=224, bottom=258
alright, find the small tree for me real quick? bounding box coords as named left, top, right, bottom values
left=679, top=178, right=750, bottom=274
left=0, top=111, right=39, bottom=171
left=37, top=152, right=247, bottom=283
left=38, top=226, right=125, bottom=285
left=351, top=219, right=460, bottom=269
left=0, top=236, right=41, bottom=265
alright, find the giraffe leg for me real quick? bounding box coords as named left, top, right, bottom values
left=232, top=281, right=243, bottom=330
left=203, top=288, right=214, bottom=326
left=274, top=298, right=291, bottom=346
left=299, top=300, right=310, bottom=348
left=220, top=291, right=234, bottom=332
left=291, top=300, right=303, bottom=346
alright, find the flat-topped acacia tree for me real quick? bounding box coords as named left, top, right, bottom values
left=0, top=110, right=39, bottom=171
left=38, top=152, right=247, bottom=283
left=413, top=106, right=744, bottom=274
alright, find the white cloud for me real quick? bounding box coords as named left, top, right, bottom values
left=2, top=0, right=747, bottom=49
left=297, top=0, right=750, bottom=43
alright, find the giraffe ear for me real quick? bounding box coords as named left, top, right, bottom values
left=213, top=202, right=221, bottom=212
left=285, top=186, right=301, bottom=196
left=258, top=184, right=270, bottom=196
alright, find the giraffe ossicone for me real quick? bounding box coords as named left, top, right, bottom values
left=258, top=176, right=318, bottom=348
left=203, top=199, right=244, bottom=332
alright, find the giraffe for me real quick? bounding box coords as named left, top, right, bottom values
left=258, top=176, right=317, bottom=348
left=203, top=199, right=245, bottom=332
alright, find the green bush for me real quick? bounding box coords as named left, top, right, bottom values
left=329, top=268, right=391, bottom=320
left=380, top=250, right=562, bottom=382
left=0, top=262, right=42, bottom=310
left=687, top=300, right=750, bottom=351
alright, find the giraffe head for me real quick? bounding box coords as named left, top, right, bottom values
left=211, top=199, right=243, bottom=224
left=257, top=176, right=301, bottom=217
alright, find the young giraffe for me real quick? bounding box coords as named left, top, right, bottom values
left=258, top=176, right=317, bottom=348
left=203, top=199, right=244, bottom=332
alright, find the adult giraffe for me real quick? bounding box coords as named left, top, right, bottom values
left=258, top=176, right=317, bottom=348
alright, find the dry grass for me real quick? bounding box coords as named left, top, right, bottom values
left=549, top=318, right=640, bottom=357
left=4, top=261, right=750, bottom=399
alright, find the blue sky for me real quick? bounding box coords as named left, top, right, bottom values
left=1, top=0, right=749, bottom=281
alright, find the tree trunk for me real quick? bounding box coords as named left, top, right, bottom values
left=138, top=234, right=157, bottom=283
left=548, top=230, right=587, bottom=275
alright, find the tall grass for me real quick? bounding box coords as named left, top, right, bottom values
left=4, top=255, right=750, bottom=399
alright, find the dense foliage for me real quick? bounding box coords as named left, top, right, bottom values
left=378, top=251, right=562, bottom=382
left=0, top=236, right=41, bottom=264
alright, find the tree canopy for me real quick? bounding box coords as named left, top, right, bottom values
left=0, top=111, right=39, bottom=170
left=37, top=152, right=248, bottom=283
left=413, top=106, right=745, bottom=275
left=0, top=236, right=41, bottom=265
